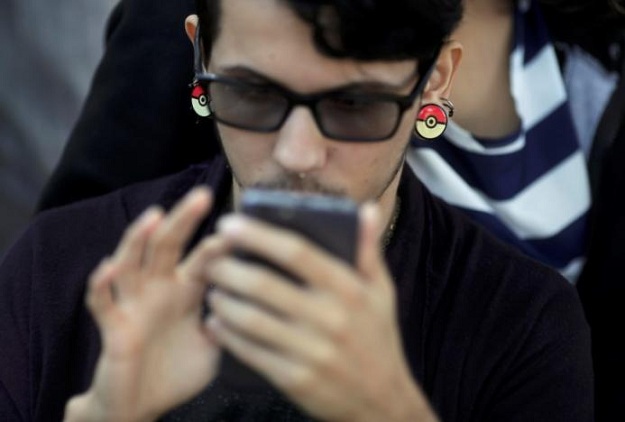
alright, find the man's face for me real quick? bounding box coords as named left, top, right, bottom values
left=208, top=0, right=422, bottom=212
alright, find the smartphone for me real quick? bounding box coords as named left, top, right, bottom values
left=238, top=188, right=358, bottom=266
left=218, top=189, right=359, bottom=392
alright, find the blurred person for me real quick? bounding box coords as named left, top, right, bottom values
left=35, top=0, right=219, bottom=212
left=0, top=0, right=593, bottom=421
left=409, top=0, right=625, bottom=284
left=408, top=2, right=625, bottom=420
left=0, top=0, right=118, bottom=256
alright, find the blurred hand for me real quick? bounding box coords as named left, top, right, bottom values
left=206, top=202, right=437, bottom=422
left=65, top=187, right=225, bottom=422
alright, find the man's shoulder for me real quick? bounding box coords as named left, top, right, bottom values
left=396, top=168, right=576, bottom=324
left=16, top=158, right=227, bottom=262
left=412, top=176, right=577, bottom=311
left=36, top=157, right=227, bottom=230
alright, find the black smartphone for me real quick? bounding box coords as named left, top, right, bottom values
left=218, top=189, right=359, bottom=392
left=238, top=188, right=358, bottom=267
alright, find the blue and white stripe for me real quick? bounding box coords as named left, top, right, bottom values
left=408, top=0, right=592, bottom=282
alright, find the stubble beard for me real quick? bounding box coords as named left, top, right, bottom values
left=222, top=141, right=407, bottom=204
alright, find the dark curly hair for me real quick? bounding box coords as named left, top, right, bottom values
left=539, top=0, right=625, bottom=18
left=195, top=0, right=463, bottom=65
left=538, top=0, right=625, bottom=69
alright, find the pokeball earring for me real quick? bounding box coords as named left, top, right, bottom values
left=414, top=98, right=454, bottom=140
left=190, top=81, right=211, bottom=117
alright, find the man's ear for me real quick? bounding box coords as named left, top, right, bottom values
left=420, top=40, right=462, bottom=104
left=185, top=14, right=199, bottom=44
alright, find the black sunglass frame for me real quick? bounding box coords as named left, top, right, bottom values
left=192, top=25, right=442, bottom=142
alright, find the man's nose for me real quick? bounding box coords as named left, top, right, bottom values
left=272, top=106, right=328, bottom=174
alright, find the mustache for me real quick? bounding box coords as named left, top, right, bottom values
left=249, top=173, right=346, bottom=197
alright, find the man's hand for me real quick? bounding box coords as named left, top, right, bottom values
left=206, top=203, right=438, bottom=422
left=65, top=187, right=223, bottom=422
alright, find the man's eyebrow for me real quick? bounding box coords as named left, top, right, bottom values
left=217, top=65, right=418, bottom=93
left=218, top=66, right=275, bottom=83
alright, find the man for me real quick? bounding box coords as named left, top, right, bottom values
left=0, top=0, right=592, bottom=421
left=36, top=0, right=625, bottom=418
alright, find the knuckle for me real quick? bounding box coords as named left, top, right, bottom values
left=237, top=307, right=257, bottom=328
left=324, top=310, right=350, bottom=341
left=343, top=284, right=367, bottom=308
left=149, top=229, right=179, bottom=253
left=228, top=301, right=260, bottom=331
left=282, top=236, right=308, bottom=263
left=281, top=366, right=315, bottom=396
left=245, top=268, right=271, bottom=295
left=312, top=344, right=339, bottom=374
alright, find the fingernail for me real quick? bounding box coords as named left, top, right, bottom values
left=188, top=187, right=209, bottom=202
left=217, top=215, right=245, bottom=235
left=140, top=207, right=162, bottom=226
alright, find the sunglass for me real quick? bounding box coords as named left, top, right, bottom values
left=193, top=26, right=440, bottom=142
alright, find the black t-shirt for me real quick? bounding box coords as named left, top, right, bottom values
left=1, top=156, right=593, bottom=421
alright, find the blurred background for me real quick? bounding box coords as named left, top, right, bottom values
left=0, top=0, right=118, bottom=257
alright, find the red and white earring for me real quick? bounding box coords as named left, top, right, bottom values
left=190, top=81, right=211, bottom=117
left=414, top=98, right=454, bottom=140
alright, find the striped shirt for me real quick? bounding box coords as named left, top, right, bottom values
left=407, top=0, right=616, bottom=283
